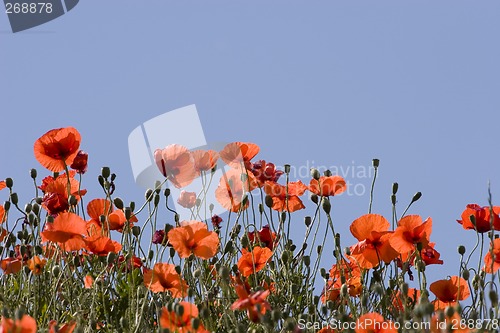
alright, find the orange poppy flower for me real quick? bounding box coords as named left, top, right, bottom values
left=0, top=314, right=37, bottom=333
left=389, top=215, right=432, bottom=254
left=160, top=301, right=209, bottom=333
left=168, top=221, right=219, bottom=259
left=250, top=160, right=283, bottom=187
left=192, top=149, right=219, bottom=173
left=40, top=171, right=87, bottom=216
left=143, top=263, right=188, bottom=297
left=0, top=228, right=7, bottom=242
left=215, top=168, right=258, bottom=212
left=154, top=144, right=196, bottom=188
left=27, top=256, right=47, bottom=275
left=84, top=234, right=122, bottom=256
left=391, top=288, right=421, bottom=312
left=355, top=313, right=398, bottom=333
left=0, top=257, right=22, bottom=274
left=34, top=127, right=81, bottom=172
left=86, top=198, right=137, bottom=234
left=0, top=205, right=5, bottom=224
left=48, top=320, right=77, bottom=333
left=349, top=214, right=399, bottom=269
left=84, top=275, right=94, bottom=289
left=457, top=204, right=500, bottom=233
left=309, top=175, right=347, bottom=197
left=322, top=257, right=362, bottom=303
left=237, top=246, right=273, bottom=277
left=231, top=285, right=271, bottom=323
left=0, top=181, right=5, bottom=190
left=483, top=238, right=500, bottom=273
left=430, top=276, right=470, bottom=309
left=220, top=142, right=259, bottom=170
left=264, top=180, right=308, bottom=212
left=177, top=191, right=197, bottom=209
left=41, top=212, right=87, bottom=251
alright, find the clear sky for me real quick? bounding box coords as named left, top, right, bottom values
left=1, top=1, right=500, bottom=292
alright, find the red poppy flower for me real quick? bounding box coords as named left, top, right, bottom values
left=84, top=275, right=94, bottom=289
left=34, top=127, right=81, bottom=172
left=0, top=181, right=5, bottom=191
left=250, top=160, right=283, bottom=187
left=41, top=212, right=87, bottom=251
left=168, top=221, right=219, bottom=259
left=86, top=198, right=137, bottom=233
left=483, top=238, right=500, bottom=273
left=355, top=313, right=398, bottom=333
left=237, top=246, right=273, bottom=277
left=160, top=301, right=209, bottom=332
left=84, top=234, right=122, bottom=256
left=0, top=314, right=37, bottom=333
left=70, top=150, right=88, bottom=174
left=391, top=288, right=421, bottom=312
left=192, top=149, right=219, bottom=173
left=215, top=168, right=258, bottom=212
left=231, top=285, right=271, bottom=323
left=349, top=214, right=399, bottom=269
left=309, top=175, right=347, bottom=197
left=220, top=142, right=259, bottom=170
left=177, top=191, right=197, bottom=209
left=0, top=257, right=22, bottom=274
left=430, top=276, right=470, bottom=309
left=40, top=171, right=87, bottom=216
left=264, top=180, right=307, bottom=212
left=247, top=225, right=277, bottom=250
left=457, top=204, right=500, bottom=233
left=154, top=144, right=196, bottom=188
left=322, top=257, right=362, bottom=303
left=0, top=205, right=5, bottom=224
left=389, top=215, right=432, bottom=254
left=143, top=263, right=188, bottom=297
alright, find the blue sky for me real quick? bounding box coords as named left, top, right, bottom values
left=1, top=1, right=500, bottom=292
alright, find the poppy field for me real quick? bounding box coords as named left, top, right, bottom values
left=0, top=126, right=499, bottom=332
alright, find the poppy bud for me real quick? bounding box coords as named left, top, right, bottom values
left=284, top=164, right=291, bottom=174
left=445, top=306, right=454, bottom=318
left=392, top=182, right=398, bottom=194
left=304, top=216, right=311, bottom=227
left=191, top=318, right=200, bottom=330
left=24, top=204, right=32, bottom=214
left=175, top=303, right=184, bottom=317
left=281, top=251, right=289, bottom=264
left=35, top=245, right=43, bottom=256
left=101, top=167, right=111, bottom=179
left=175, top=265, right=181, bottom=274
left=124, top=207, right=132, bottom=221
left=113, top=198, right=124, bottom=210
left=219, top=266, right=230, bottom=281
left=154, top=180, right=162, bottom=194
left=68, top=195, right=77, bottom=206
left=10, top=193, right=18, bottom=205
left=98, top=175, right=105, bottom=187
left=132, top=226, right=141, bottom=237
left=169, top=247, right=176, bottom=258
left=240, top=235, right=249, bottom=248
left=310, top=168, right=320, bottom=180
left=224, top=240, right=233, bottom=254
left=303, top=255, right=310, bottom=267
left=372, top=159, right=380, bottom=168
left=489, top=289, right=498, bottom=306
left=341, top=283, right=349, bottom=296
left=457, top=245, right=466, bottom=255
left=193, top=268, right=201, bottom=279
left=258, top=203, right=264, bottom=214
left=462, top=269, right=470, bottom=280
left=317, top=245, right=322, bottom=254
left=129, top=201, right=135, bottom=211
left=344, top=247, right=351, bottom=255
left=391, top=194, right=397, bottom=205
left=310, top=193, right=318, bottom=205
left=3, top=201, right=10, bottom=211
left=281, top=212, right=286, bottom=223
left=30, top=169, right=37, bottom=179
left=144, top=189, right=153, bottom=202
left=154, top=194, right=160, bottom=206
left=322, top=197, right=331, bottom=214
left=174, top=213, right=179, bottom=224
left=335, top=233, right=341, bottom=248
left=5, top=178, right=13, bottom=189
left=411, top=192, right=422, bottom=203
left=320, top=268, right=327, bottom=278
left=164, top=188, right=170, bottom=198
left=107, top=252, right=117, bottom=265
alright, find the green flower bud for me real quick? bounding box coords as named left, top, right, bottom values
left=5, top=178, right=13, bottom=189
left=372, top=159, right=380, bottom=168
left=30, top=169, right=37, bottom=179
left=392, top=182, right=398, bottom=194
left=458, top=245, right=466, bottom=255
left=10, top=193, right=18, bottom=205
left=101, top=167, right=111, bottom=179
left=322, top=197, right=331, bottom=214
left=114, top=197, right=124, bottom=210
left=310, top=168, right=320, bottom=180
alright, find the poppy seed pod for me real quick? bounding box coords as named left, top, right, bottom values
left=457, top=245, right=466, bottom=255
left=304, top=216, right=311, bottom=226
left=310, top=168, right=320, bottom=180
left=10, top=193, right=18, bottom=205
left=284, top=164, right=291, bottom=174
left=372, top=159, right=380, bottom=168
